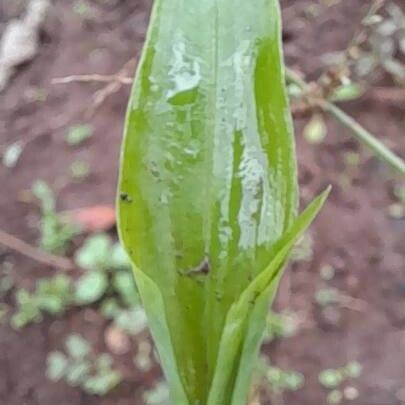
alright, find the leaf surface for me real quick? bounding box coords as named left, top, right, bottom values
left=118, top=0, right=305, bottom=402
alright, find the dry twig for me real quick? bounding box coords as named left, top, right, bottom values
left=0, top=229, right=74, bottom=271
left=285, top=67, right=405, bottom=175
left=52, top=59, right=136, bottom=118
left=52, top=74, right=132, bottom=85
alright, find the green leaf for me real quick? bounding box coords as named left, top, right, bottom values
left=3, top=141, right=23, bottom=168
left=208, top=188, right=330, bottom=405
left=74, top=271, right=108, bottom=305
left=75, top=234, right=112, bottom=271
left=65, top=334, right=91, bottom=359
left=113, top=306, right=148, bottom=335
left=32, top=180, right=55, bottom=212
left=330, top=83, right=363, bottom=102
left=70, top=160, right=90, bottom=179
left=101, top=298, right=121, bottom=319
left=327, top=389, right=343, bottom=405
left=11, top=289, right=42, bottom=328
left=344, top=361, right=362, bottom=379
left=143, top=381, right=170, bottom=405
left=95, top=353, right=114, bottom=371
left=32, top=181, right=78, bottom=254
left=46, top=351, right=68, bottom=381
left=319, top=369, right=344, bottom=389
left=117, top=0, right=327, bottom=402
left=112, top=271, right=140, bottom=307
left=66, top=362, right=91, bottom=386
left=37, top=274, right=73, bottom=314
left=83, top=372, right=121, bottom=396
left=111, top=243, right=132, bottom=269
left=65, top=124, right=93, bottom=146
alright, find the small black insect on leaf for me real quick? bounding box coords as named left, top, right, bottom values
left=120, top=193, right=133, bottom=203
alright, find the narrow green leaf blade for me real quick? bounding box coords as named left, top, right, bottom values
left=208, top=187, right=330, bottom=405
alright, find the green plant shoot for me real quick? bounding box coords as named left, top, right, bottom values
left=117, top=1, right=329, bottom=403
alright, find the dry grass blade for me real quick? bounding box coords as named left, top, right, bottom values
left=52, top=74, right=132, bottom=85
left=52, top=59, right=136, bottom=118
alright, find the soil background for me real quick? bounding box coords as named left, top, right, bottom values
left=0, top=1, right=404, bottom=404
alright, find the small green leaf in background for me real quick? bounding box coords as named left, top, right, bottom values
left=266, top=366, right=304, bottom=394
left=287, top=83, right=303, bottom=98
left=84, top=371, right=121, bottom=396
left=263, top=311, right=298, bottom=343
left=37, top=274, right=73, bottom=314
left=343, top=151, right=361, bottom=167
left=304, top=114, right=327, bottom=144
left=134, top=340, right=153, bottom=372
left=101, top=298, right=121, bottom=319
left=75, top=233, right=111, bottom=271
left=110, top=243, right=132, bottom=269
left=73, top=0, right=95, bottom=19
left=11, top=274, right=73, bottom=329
left=143, top=381, right=170, bottom=405
left=32, top=180, right=78, bottom=254
left=11, top=289, right=42, bottom=328
left=66, top=334, right=91, bottom=359
left=66, top=362, right=91, bottom=386
left=74, top=234, right=132, bottom=272
left=319, top=369, right=344, bottom=389
left=3, top=141, right=23, bottom=168
left=74, top=271, right=108, bottom=305
left=65, top=124, right=93, bottom=146
left=344, top=362, right=362, bottom=379
left=113, top=306, right=148, bottom=335
left=327, top=389, right=343, bottom=405
left=113, top=272, right=140, bottom=307
left=84, top=354, right=121, bottom=395
left=330, top=83, right=364, bottom=102
left=70, top=160, right=90, bottom=179
left=46, top=351, right=69, bottom=381
left=315, top=288, right=340, bottom=307
left=46, top=334, right=122, bottom=395
left=319, top=361, right=362, bottom=389
left=32, top=180, right=55, bottom=212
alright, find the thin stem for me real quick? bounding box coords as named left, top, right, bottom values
left=285, top=68, right=405, bottom=175
left=322, top=102, right=405, bottom=174
left=52, top=74, right=132, bottom=85
left=0, top=229, right=74, bottom=271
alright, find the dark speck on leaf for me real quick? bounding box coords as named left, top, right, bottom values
left=183, top=257, right=211, bottom=277
left=120, top=193, right=133, bottom=203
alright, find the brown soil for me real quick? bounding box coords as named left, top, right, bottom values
left=0, top=1, right=404, bottom=404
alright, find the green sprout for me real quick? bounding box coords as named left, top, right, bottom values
left=46, top=334, right=121, bottom=395
left=319, top=361, right=363, bottom=404
left=117, top=1, right=329, bottom=403
left=32, top=180, right=78, bottom=254
left=12, top=274, right=73, bottom=329
left=65, top=124, right=93, bottom=146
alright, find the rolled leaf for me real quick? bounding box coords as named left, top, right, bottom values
left=118, top=0, right=326, bottom=403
